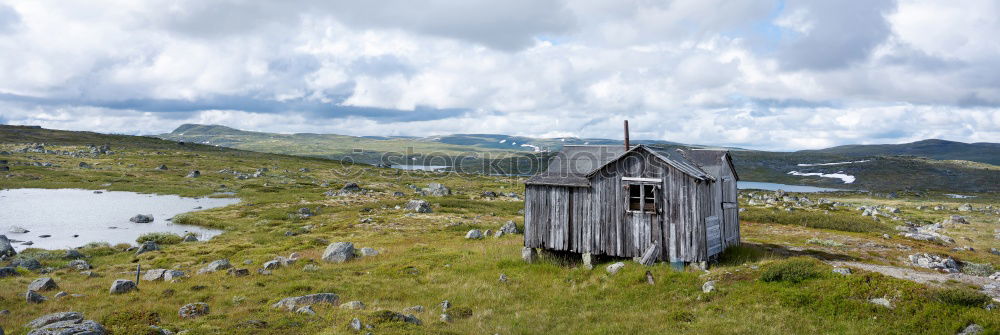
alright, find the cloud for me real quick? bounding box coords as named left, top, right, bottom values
left=0, top=0, right=997, bottom=151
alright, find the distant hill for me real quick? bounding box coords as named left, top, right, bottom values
left=800, top=139, right=1000, bottom=165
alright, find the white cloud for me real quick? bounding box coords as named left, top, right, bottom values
left=0, top=0, right=997, bottom=151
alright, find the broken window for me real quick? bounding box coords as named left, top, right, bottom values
left=643, top=184, right=656, bottom=211
left=626, top=183, right=659, bottom=213
left=629, top=184, right=642, bottom=211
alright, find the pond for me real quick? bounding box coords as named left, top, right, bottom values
left=0, top=188, right=239, bottom=251
left=390, top=164, right=451, bottom=171
left=738, top=181, right=842, bottom=193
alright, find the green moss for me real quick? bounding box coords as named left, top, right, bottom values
left=930, top=287, right=992, bottom=307
left=760, top=257, right=825, bottom=283
left=137, top=232, right=183, bottom=245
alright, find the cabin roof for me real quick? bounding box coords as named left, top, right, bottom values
left=683, top=148, right=740, bottom=181
left=525, top=145, right=731, bottom=187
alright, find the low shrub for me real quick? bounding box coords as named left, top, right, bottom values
left=760, top=257, right=824, bottom=283
left=136, top=232, right=183, bottom=245
left=741, top=207, right=889, bottom=233
left=930, top=287, right=992, bottom=307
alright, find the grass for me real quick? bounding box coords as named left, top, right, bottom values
left=0, top=127, right=998, bottom=334
left=137, top=232, right=185, bottom=245
left=740, top=206, right=891, bottom=233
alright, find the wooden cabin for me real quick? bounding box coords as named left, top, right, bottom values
left=523, top=144, right=740, bottom=265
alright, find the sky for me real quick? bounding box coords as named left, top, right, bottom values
left=0, top=0, right=998, bottom=151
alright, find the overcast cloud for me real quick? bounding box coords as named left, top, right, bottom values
left=0, top=0, right=998, bottom=150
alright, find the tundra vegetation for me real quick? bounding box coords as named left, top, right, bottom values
left=0, top=126, right=997, bottom=334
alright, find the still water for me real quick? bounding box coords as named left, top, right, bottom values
left=737, top=181, right=842, bottom=193
left=0, top=188, right=239, bottom=251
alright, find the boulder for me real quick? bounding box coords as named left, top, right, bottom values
left=227, top=268, right=250, bottom=277
left=606, top=262, right=625, bottom=275
left=0, top=267, right=17, bottom=277
left=28, top=277, right=59, bottom=292
left=182, top=234, right=198, bottom=242
left=424, top=183, right=450, bottom=196
left=702, top=280, right=716, bottom=293
left=340, top=301, right=365, bottom=310
left=142, top=269, right=169, bottom=281
left=943, top=215, right=970, bottom=225
left=404, top=200, right=432, bottom=213
left=296, top=306, right=316, bottom=315
left=8, top=226, right=29, bottom=234
left=135, top=241, right=159, bottom=255
left=359, top=247, right=379, bottom=257
left=26, top=319, right=107, bottom=335
left=26, top=290, right=47, bottom=303
left=178, top=303, right=210, bottom=319
left=832, top=267, right=852, bottom=275
left=481, top=191, right=497, bottom=198
left=109, top=280, right=137, bottom=294
left=12, top=258, right=42, bottom=271
left=869, top=297, right=893, bottom=309
left=68, top=260, right=91, bottom=270
left=64, top=249, right=84, bottom=259
left=185, top=170, right=200, bottom=178
left=958, top=324, right=984, bottom=335
left=908, top=253, right=959, bottom=273
left=464, top=229, right=483, bottom=239
left=197, top=259, right=231, bottom=274
left=327, top=183, right=362, bottom=196
left=499, top=221, right=519, bottom=234
left=25, top=312, right=83, bottom=328
left=958, top=203, right=973, bottom=212
left=0, top=235, right=16, bottom=258
left=272, top=293, right=339, bottom=311
left=348, top=317, right=362, bottom=331
left=322, top=242, right=355, bottom=263
left=129, top=214, right=154, bottom=223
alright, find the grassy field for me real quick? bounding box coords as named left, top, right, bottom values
left=1, top=127, right=998, bottom=334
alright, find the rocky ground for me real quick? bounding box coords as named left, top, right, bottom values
left=0, top=132, right=998, bottom=334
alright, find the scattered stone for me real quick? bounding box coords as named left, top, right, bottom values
left=0, top=235, right=16, bottom=258
left=272, top=293, right=339, bottom=311
left=109, top=280, right=137, bottom=294
left=182, top=234, right=198, bottom=242
left=26, top=319, right=107, bottom=335
left=197, top=259, right=231, bottom=274
left=25, top=312, right=83, bottom=328
left=440, top=313, right=452, bottom=323
left=164, top=270, right=184, bottom=281
left=54, top=291, right=68, bottom=299
left=143, top=269, right=169, bottom=281
left=499, top=220, right=519, bottom=234
left=64, top=249, right=84, bottom=259
left=26, top=290, right=47, bottom=303
left=28, top=277, right=59, bottom=291
left=484, top=229, right=493, bottom=237
left=499, top=273, right=508, bottom=283
left=348, top=318, right=362, bottom=331
left=0, top=267, right=17, bottom=277
left=341, top=301, right=365, bottom=310
left=360, top=247, right=379, bottom=257
left=957, top=323, right=983, bottom=335
left=440, top=300, right=451, bottom=312
left=228, top=268, right=250, bottom=277
left=8, top=226, right=29, bottom=234
left=78, top=162, right=92, bottom=169
left=404, top=200, right=432, bottom=213
left=12, top=258, right=41, bottom=271
left=957, top=203, right=973, bottom=212
left=832, top=267, right=852, bottom=275
left=155, top=164, right=168, bottom=170
left=322, top=242, right=355, bottom=263
left=869, top=297, right=893, bottom=309
left=129, top=214, right=154, bottom=223
left=646, top=270, right=655, bottom=285
left=606, top=262, right=625, bottom=275
left=423, top=183, right=451, bottom=196
left=943, top=215, right=969, bottom=225
left=296, top=305, right=316, bottom=315
left=185, top=170, right=200, bottom=178
left=464, top=229, right=483, bottom=239
left=481, top=191, right=497, bottom=198
left=262, top=260, right=283, bottom=270
left=178, top=303, right=210, bottom=319
left=302, top=264, right=319, bottom=272
left=81, top=271, right=100, bottom=278
left=392, top=191, right=405, bottom=197
left=702, top=280, right=716, bottom=293
left=582, top=253, right=594, bottom=270
left=135, top=241, right=159, bottom=255
left=403, top=305, right=425, bottom=313
left=908, top=253, right=959, bottom=273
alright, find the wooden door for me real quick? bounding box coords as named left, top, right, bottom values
left=625, top=183, right=660, bottom=257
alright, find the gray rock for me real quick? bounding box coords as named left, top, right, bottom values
left=67, top=259, right=93, bottom=269
left=440, top=313, right=452, bottom=323
left=197, top=259, right=231, bottom=274
left=185, top=170, right=200, bottom=178
left=958, top=203, right=973, bottom=212
left=272, top=293, right=339, bottom=311
left=155, top=164, right=168, bottom=170
left=9, top=226, right=29, bottom=234
left=944, top=215, right=969, bottom=225
left=302, top=264, right=319, bottom=272
left=164, top=270, right=184, bottom=281
left=359, top=247, right=378, bottom=257
left=499, top=221, right=519, bottom=234
left=78, top=162, right=91, bottom=169
left=606, top=262, right=625, bottom=275
left=958, top=324, right=984, bottom=335
left=227, top=268, right=250, bottom=277
left=28, top=277, right=59, bottom=291
left=0, top=235, right=16, bottom=258
left=54, top=291, right=68, bottom=299
left=129, top=214, right=154, bottom=223
left=440, top=300, right=451, bottom=312
left=348, top=318, right=362, bottom=331
left=178, top=303, right=210, bottom=319
left=0, top=267, right=17, bottom=277
left=702, top=280, right=716, bottom=293
left=340, top=301, right=365, bottom=310
left=295, top=305, right=316, bottom=315
left=109, top=280, right=137, bottom=294
left=832, top=267, right=852, bottom=275
left=26, top=290, right=47, bottom=303
left=182, top=234, right=198, bottom=242
left=13, top=258, right=42, bottom=271
left=142, top=269, right=168, bottom=281
left=499, top=273, right=508, bottom=283
left=322, top=242, right=355, bottom=263
left=135, top=241, right=159, bottom=255
left=424, top=183, right=451, bottom=196
left=404, top=199, right=432, bottom=213
left=868, top=297, right=893, bottom=309
left=26, top=319, right=107, bottom=335
left=25, top=312, right=83, bottom=328
left=521, top=247, right=536, bottom=263
left=392, top=191, right=405, bottom=197
left=908, top=253, right=959, bottom=273
left=64, top=249, right=84, bottom=259
left=262, top=260, right=282, bottom=270
left=465, top=229, right=483, bottom=239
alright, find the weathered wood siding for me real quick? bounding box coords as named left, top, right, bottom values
left=524, top=148, right=728, bottom=262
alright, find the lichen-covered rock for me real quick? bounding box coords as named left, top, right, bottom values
left=340, top=301, right=365, bottom=310
left=404, top=200, right=432, bottom=213
left=178, top=302, right=210, bottom=319
left=606, top=262, right=625, bottom=275
left=359, top=247, right=379, bottom=257
left=135, top=241, right=159, bottom=255
left=702, top=280, right=716, bottom=293
left=26, top=319, right=107, bottom=335
left=25, top=312, right=83, bottom=328
left=197, top=259, right=231, bottom=274
left=0, top=235, right=16, bottom=258
left=464, top=230, right=483, bottom=239
left=908, top=253, right=959, bottom=273
left=129, top=214, right=154, bottom=223
left=109, top=280, right=137, bottom=294
left=0, top=267, right=17, bottom=277
left=272, top=293, right=339, bottom=311
left=499, top=220, right=519, bottom=234
left=142, top=269, right=169, bottom=281
left=28, top=277, right=58, bottom=292
left=26, top=290, right=47, bottom=303
left=322, top=242, right=355, bottom=263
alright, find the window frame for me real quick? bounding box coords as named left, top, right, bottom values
left=623, top=178, right=661, bottom=214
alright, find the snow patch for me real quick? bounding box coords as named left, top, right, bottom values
left=788, top=171, right=856, bottom=184
left=499, top=139, right=506, bottom=143
left=520, top=144, right=541, bottom=152
left=796, top=160, right=870, bottom=167
left=944, top=194, right=976, bottom=199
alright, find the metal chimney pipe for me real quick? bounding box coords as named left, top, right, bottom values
left=624, top=120, right=630, bottom=150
